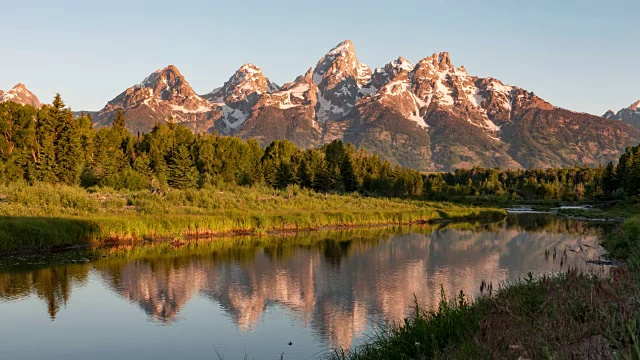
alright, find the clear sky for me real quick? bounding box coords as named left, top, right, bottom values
left=0, top=0, right=637, bottom=114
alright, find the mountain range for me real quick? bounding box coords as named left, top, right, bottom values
left=3, top=40, right=639, bottom=171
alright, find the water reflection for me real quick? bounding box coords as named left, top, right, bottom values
left=0, top=214, right=609, bottom=352
left=0, top=265, right=87, bottom=319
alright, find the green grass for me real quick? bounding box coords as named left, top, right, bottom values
left=602, top=197, right=640, bottom=218
left=555, top=196, right=640, bottom=221
left=0, top=182, right=505, bottom=252
left=330, top=215, right=640, bottom=360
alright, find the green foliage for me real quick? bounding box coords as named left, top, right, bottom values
left=112, top=109, right=127, bottom=136
left=167, top=145, right=198, bottom=189
left=424, top=166, right=608, bottom=202
left=332, top=290, right=483, bottom=360
left=615, top=145, right=640, bottom=198
left=275, top=161, right=296, bottom=189
left=2, top=97, right=639, bottom=203
left=55, top=111, right=84, bottom=185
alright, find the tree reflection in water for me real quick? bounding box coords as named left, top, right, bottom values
left=0, top=214, right=609, bottom=349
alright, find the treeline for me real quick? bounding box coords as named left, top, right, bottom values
left=423, top=145, right=640, bottom=202
left=424, top=167, right=605, bottom=201
left=0, top=96, right=424, bottom=197
left=603, top=144, right=640, bottom=198
left=1, top=96, right=639, bottom=202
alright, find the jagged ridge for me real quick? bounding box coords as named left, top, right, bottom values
left=88, top=41, right=640, bottom=171
left=604, top=100, right=640, bottom=131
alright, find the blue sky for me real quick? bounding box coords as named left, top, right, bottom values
left=0, top=0, right=637, bottom=114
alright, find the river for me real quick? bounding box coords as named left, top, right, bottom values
left=0, top=213, right=610, bottom=359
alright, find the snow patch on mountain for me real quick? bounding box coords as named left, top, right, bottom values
left=327, top=41, right=352, bottom=57
left=220, top=105, right=249, bottom=129
left=485, top=79, right=514, bottom=110
left=317, top=94, right=348, bottom=118
left=0, top=83, right=42, bottom=107
left=268, top=82, right=312, bottom=109
left=170, top=104, right=211, bottom=113
left=435, top=73, right=455, bottom=106
left=391, top=57, right=414, bottom=73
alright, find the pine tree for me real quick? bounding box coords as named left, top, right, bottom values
left=602, top=162, right=618, bottom=198
left=313, top=163, right=332, bottom=193
left=340, top=155, right=358, bottom=192
left=35, top=94, right=67, bottom=182
left=275, top=161, right=296, bottom=190
left=626, top=152, right=640, bottom=197
left=88, top=127, right=128, bottom=185
left=297, top=159, right=313, bottom=188
left=133, top=153, right=152, bottom=178
left=168, top=145, right=198, bottom=189
left=112, top=109, right=126, bottom=135
left=55, top=111, right=84, bottom=185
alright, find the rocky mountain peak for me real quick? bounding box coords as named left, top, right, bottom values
left=205, top=63, right=279, bottom=105
left=313, top=40, right=360, bottom=85
left=416, top=52, right=455, bottom=73
left=325, top=40, right=355, bottom=58
left=303, top=67, right=314, bottom=82
left=390, top=57, right=415, bottom=74
left=138, top=65, right=198, bottom=101
left=88, top=41, right=640, bottom=173
left=257, top=67, right=318, bottom=112
left=96, top=65, right=213, bottom=133
left=603, top=109, right=616, bottom=119
left=0, top=83, right=42, bottom=108
left=141, top=65, right=180, bottom=85
left=438, top=52, right=453, bottom=69
left=603, top=100, right=640, bottom=131
left=313, top=40, right=366, bottom=122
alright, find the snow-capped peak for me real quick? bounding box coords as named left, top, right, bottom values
left=140, top=65, right=182, bottom=88
left=0, top=83, right=42, bottom=108
left=390, top=57, right=415, bottom=74
left=207, top=63, right=279, bottom=104
left=239, top=63, right=261, bottom=73
left=326, top=40, right=354, bottom=57
left=258, top=68, right=317, bottom=111
left=629, top=100, right=640, bottom=111
left=313, top=40, right=364, bottom=122
left=98, top=64, right=211, bottom=129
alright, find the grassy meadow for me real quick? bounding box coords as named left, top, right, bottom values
left=0, top=182, right=505, bottom=252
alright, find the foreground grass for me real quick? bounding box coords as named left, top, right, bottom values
left=331, top=216, right=640, bottom=360
left=0, top=182, right=505, bottom=252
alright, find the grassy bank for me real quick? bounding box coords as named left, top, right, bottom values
left=331, top=215, right=640, bottom=359
left=0, top=182, right=505, bottom=253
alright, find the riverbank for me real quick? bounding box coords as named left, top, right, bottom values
left=0, top=182, right=506, bottom=253
left=330, top=215, right=640, bottom=359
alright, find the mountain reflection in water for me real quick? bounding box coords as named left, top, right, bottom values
left=0, top=214, right=608, bottom=352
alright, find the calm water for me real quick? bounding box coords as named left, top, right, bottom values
left=0, top=214, right=609, bottom=359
